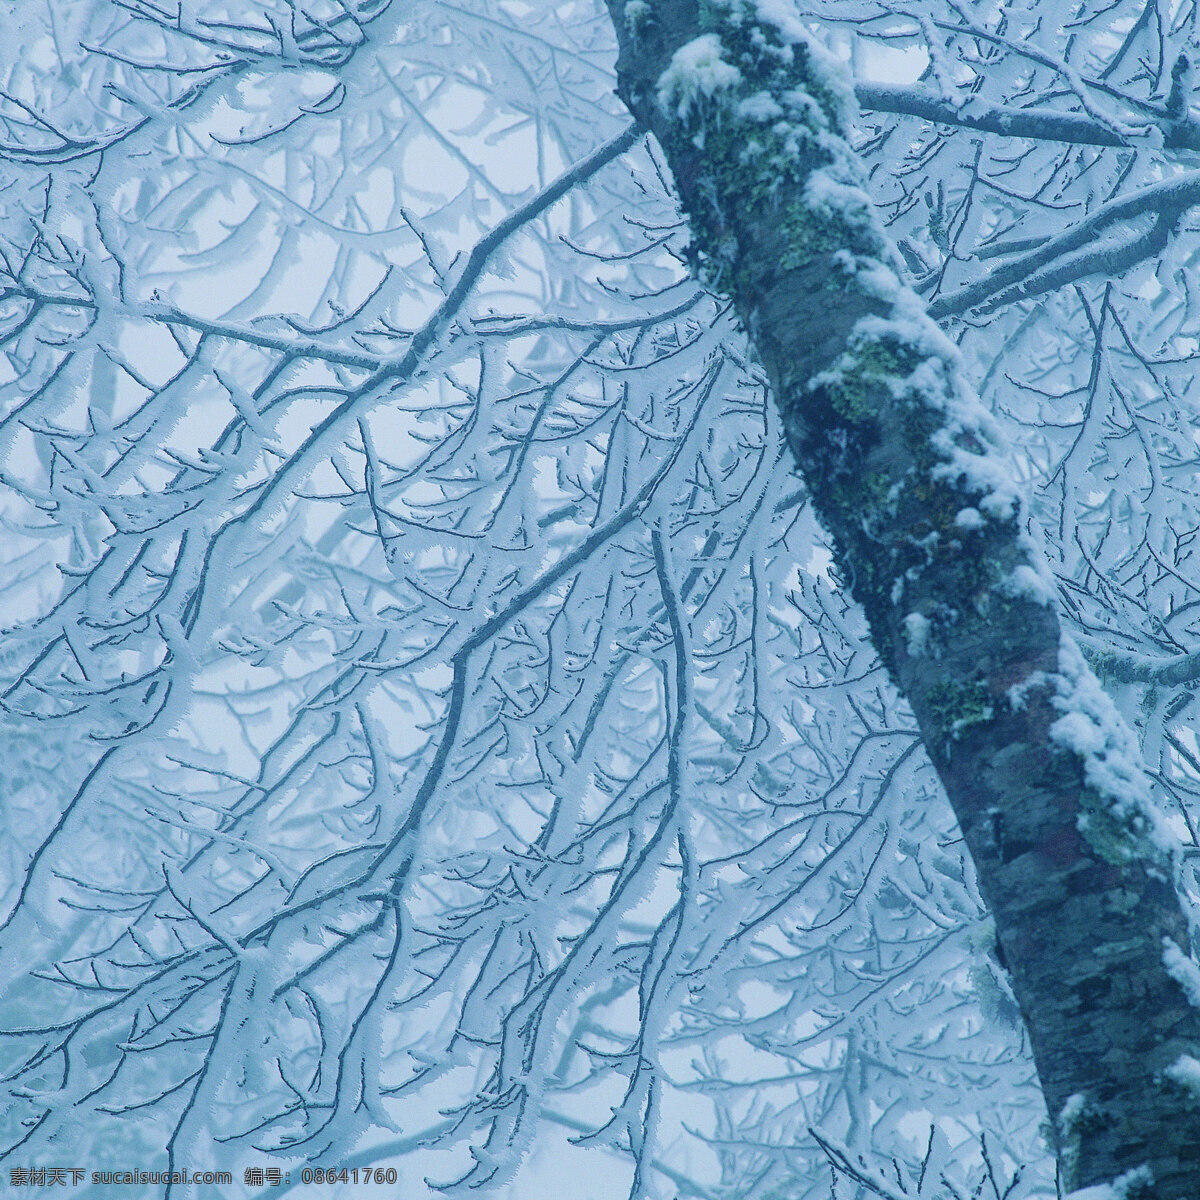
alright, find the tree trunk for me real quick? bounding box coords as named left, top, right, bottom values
left=603, top=0, right=1200, bottom=1193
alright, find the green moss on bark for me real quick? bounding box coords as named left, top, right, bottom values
left=825, top=338, right=917, bottom=422
left=654, top=0, right=857, bottom=288
left=926, top=679, right=994, bottom=737
left=779, top=202, right=854, bottom=272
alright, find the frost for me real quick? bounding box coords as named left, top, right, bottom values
left=871, top=323, right=1022, bottom=519
left=964, top=914, right=997, bottom=954
left=1163, top=938, right=1200, bottom=1009
left=1165, top=1052, right=1200, bottom=1095
left=657, top=34, right=742, bottom=121
left=3, top=0, right=1200, bottom=1193
left=902, top=612, right=931, bottom=657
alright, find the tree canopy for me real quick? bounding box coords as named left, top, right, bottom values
left=1, top=1, right=1200, bottom=1197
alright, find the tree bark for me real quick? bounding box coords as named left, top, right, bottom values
left=603, top=0, right=1200, bottom=1194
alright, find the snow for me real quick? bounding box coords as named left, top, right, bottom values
left=656, top=34, right=742, bottom=122
left=824, top=306, right=1026, bottom=524
left=902, top=611, right=932, bottom=657
left=1163, top=938, right=1200, bottom=1009
left=1006, top=671, right=1049, bottom=713
left=749, top=0, right=857, bottom=124
left=1050, top=635, right=1172, bottom=861
left=931, top=435, right=1020, bottom=520
left=1058, top=1092, right=1087, bottom=1129
left=1165, top=1052, right=1200, bottom=1095
left=748, top=0, right=810, bottom=47
left=953, top=703, right=993, bottom=736
left=954, top=507, right=984, bottom=530
left=805, top=166, right=873, bottom=224
left=623, top=0, right=650, bottom=30
left=1064, top=1186, right=1118, bottom=1200
left=735, top=91, right=784, bottom=123
left=1000, top=563, right=1056, bottom=608
left=1050, top=636, right=1150, bottom=801
left=1064, top=1167, right=1154, bottom=1200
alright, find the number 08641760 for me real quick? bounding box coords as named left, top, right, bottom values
left=301, top=1167, right=399, bottom=1185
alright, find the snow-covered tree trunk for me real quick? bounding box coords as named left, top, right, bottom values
left=605, top=0, right=1200, bottom=1194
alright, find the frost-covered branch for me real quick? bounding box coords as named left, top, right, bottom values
left=10, top=0, right=1200, bottom=1196
left=854, top=83, right=1164, bottom=149
left=928, top=173, right=1200, bottom=318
